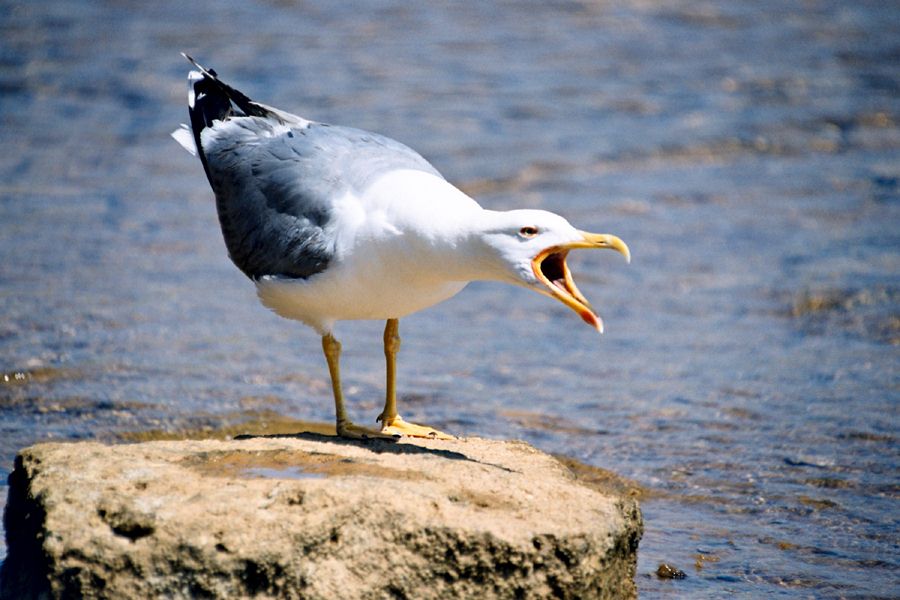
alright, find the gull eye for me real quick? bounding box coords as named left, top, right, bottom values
left=518, top=226, right=539, bottom=239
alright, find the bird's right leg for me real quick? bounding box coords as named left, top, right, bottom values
left=322, top=333, right=399, bottom=441
left=377, top=319, right=455, bottom=440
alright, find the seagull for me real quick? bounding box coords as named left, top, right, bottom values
left=172, top=54, right=630, bottom=441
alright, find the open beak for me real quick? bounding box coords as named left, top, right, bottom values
left=531, top=232, right=630, bottom=332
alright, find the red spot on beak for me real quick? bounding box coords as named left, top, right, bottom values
left=579, top=310, right=604, bottom=333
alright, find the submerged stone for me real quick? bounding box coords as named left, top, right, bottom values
left=655, top=562, right=687, bottom=579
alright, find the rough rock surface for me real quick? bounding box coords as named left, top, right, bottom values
left=1, top=434, right=642, bottom=599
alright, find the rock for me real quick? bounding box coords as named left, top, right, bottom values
left=1, top=434, right=642, bottom=599
left=655, top=563, right=686, bottom=580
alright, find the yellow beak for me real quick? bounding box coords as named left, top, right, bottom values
left=530, top=232, right=630, bottom=332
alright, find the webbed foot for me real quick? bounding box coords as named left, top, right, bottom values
left=337, top=420, right=401, bottom=441
left=378, top=414, right=455, bottom=440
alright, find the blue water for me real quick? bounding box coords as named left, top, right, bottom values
left=1, top=1, right=898, bottom=597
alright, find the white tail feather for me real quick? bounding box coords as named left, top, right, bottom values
left=187, top=70, right=203, bottom=108
left=170, top=124, right=197, bottom=156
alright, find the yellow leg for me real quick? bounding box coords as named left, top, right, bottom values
left=322, top=333, right=398, bottom=441
left=377, top=319, right=455, bottom=440
left=380, top=318, right=400, bottom=422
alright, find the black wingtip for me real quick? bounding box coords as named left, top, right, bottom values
left=182, top=52, right=201, bottom=72
left=180, top=53, right=269, bottom=121
left=182, top=52, right=203, bottom=71
left=182, top=53, right=219, bottom=79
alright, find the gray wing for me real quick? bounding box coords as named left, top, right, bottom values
left=201, top=119, right=443, bottom=280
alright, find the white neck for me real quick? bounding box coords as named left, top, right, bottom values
left=355, top=170, right=515, bottom=284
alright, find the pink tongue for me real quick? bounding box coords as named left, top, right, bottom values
left=552, top=278, right=568, bottom=292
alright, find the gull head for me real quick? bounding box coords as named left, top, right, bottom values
left=476, top=209, right=630, bottom=333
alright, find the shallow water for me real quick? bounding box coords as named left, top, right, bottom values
left=1, top=1, right=898, bottom=596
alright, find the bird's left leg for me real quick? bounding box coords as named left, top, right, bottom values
left=377, top=319, right=455, bottom=440
left=322, top=333, right=398, bottom=441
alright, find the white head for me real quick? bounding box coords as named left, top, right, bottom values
left=471, top=209, right=630, bottom=333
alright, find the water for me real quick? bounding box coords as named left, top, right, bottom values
left=1, top=1, right=898, bottom=596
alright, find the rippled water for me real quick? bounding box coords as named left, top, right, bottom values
left=2, top=1, right=898, bottom=597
